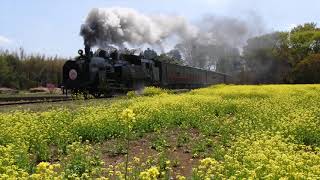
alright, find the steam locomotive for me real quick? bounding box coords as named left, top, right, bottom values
left=62, top=45, right=231, bottom=97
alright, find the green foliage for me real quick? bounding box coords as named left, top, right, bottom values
left=191, top=136, right=215, bottom=158
left=291, top=22, right=318, bottom=33
left=151, top=131, right=170, bottom=152
left=279, top=26, right=320, bottom=83
left=176, top=131, right=191, bottom=148
left=0, top=49, right=65, bottom=89
left=293, top=54, right=320, bottom=83
left=62, top=141, right=104, bottom=178
left=104, top=139, right=127, bottom=156
left=288, top=30, right=320, bottom=62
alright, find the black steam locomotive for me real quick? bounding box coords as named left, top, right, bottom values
left=62, top=45, right=231, bottom=97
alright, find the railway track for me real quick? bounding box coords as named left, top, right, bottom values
left=0, top=96, right=73, bottom=106
left=0, top=89, right=190, bottom=107
left=0, top=95, right=123, bottom=107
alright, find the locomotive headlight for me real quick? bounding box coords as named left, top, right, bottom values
left=69, top=69, right=78, bottom=80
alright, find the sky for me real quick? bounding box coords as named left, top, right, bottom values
left=0, top=0, right=319, bottom=57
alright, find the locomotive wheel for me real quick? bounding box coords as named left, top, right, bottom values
left=70, top=89, right=88, bottom=100
left=103, top=91, right=113, bottom=98
left=91, top=92, right=102, bottom=98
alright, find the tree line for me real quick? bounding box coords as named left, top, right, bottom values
left=0, top=48, right=66, bottom=90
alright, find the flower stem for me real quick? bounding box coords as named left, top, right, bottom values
left=125, top=125, right=130, bottom=180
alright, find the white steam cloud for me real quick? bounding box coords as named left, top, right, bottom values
left=80, top=7, right=197, bottom=48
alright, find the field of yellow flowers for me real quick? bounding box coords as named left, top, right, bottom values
left=0, top=85, right=320, bottom=179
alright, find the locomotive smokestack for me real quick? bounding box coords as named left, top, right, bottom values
left=84, top=40, right=91, bottom=57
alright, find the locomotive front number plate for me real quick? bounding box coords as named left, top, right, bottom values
left=69, top=69, right=78, bottom=80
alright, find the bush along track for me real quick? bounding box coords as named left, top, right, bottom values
left=0, top=85, right=320, bottom=179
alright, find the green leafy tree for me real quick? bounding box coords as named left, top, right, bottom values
left=291, top=22, right=318, bottom=33
left=278, top=23, right=320, bottom=66
left=293, top=54, right=320, bottom=83
left=277, top=23, right=320, bottom=82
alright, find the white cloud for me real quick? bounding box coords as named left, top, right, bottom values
left=0, top=35, right=12, bottom=45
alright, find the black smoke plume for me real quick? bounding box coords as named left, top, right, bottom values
left=80, top=7, right=197, bottom=48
